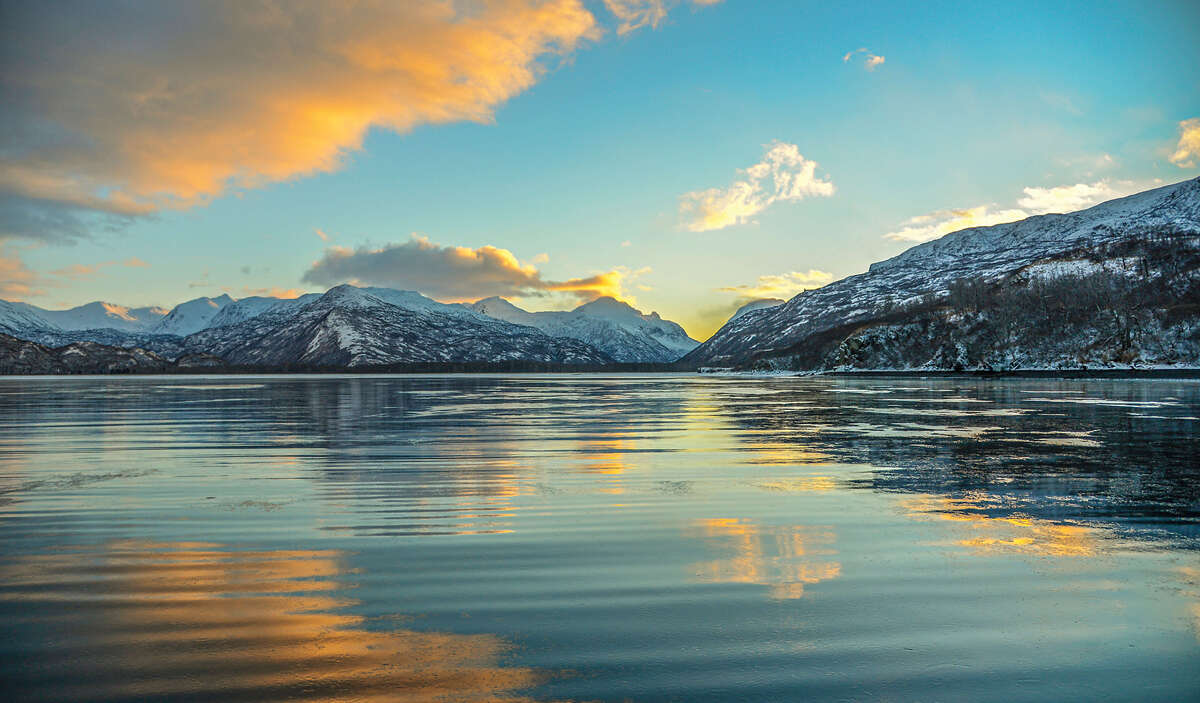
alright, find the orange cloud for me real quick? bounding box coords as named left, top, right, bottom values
left=718, top=269, right=834, bottom=299
left=302, top=234, right=639, bottom=302
left=49, top=257, right=152, bottom=279
left=1, top=1, right=600, bottom=231
left=240, top=287, right=306, bottom=299
left=0, top=248, right=42, bottom=298
left=605, top=0, right=721, bottom=35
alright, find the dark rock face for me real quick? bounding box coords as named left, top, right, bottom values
left=7, top=328, right=189, bottom=358
left=0, top=334, right=172, bottom=374
left=685, top=178, right=1200, bottom=370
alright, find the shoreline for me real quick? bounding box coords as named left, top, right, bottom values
left=5, top=366, right=1200, bottom=379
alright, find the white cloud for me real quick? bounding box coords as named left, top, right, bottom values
left=315, top=229, right=329, bottom=242
left=883, top=179, right=1157, bottom=243
left=1169, top=117, right=1200, bottom=168
left=843, top=48, right=885, bottom=71
left=1017, top=180, right=1146, bottom=215
left=679, top=142, right=834, bottom=232
left=883, top=206, right=1029, bottom=243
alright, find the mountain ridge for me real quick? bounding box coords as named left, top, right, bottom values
left=685, top=177, right=1200, bottom=370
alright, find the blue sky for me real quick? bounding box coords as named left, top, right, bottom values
left=2, top=0, right=1198, bottom=338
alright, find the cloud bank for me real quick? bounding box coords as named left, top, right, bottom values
left=302, top=234, right=639, bottom=302
left=679, top=142, right=835, bottom=232
left=0, top=1, right=647, bottom=243
left=883, top=205, right=1031, bottom=243
left=1169, top=118, right=1200, bottom=168
left=884, top=179, right=1152, bottom=243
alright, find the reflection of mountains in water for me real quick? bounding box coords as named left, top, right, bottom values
left=2, top=376, right=689, bottom=537
left=720, top=379, right=1200, bottom=545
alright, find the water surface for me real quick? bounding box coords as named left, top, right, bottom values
left=1, top=374, right=1198, bottom=701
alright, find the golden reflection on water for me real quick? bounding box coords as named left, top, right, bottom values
left=1179, top=566, right=1200, bottom=642
left=902, top=495, right=1100, bottom=557
left=1, top=541, right=558, bottom=702
left=688, top=518, right=841, bottom=599
left=577, top=437, right=631, bottom=495
left=754, top=476, right=838, bottom=493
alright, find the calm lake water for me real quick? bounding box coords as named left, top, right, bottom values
left=1, top=374, right=1198, bottom=702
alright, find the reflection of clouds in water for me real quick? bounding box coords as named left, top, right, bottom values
left=902, top=495, right=1100, bottom=557
left=577, top=437, right=632, bottom=495
left=0, top=541, right=559, bottom=702
left=754, top=476, right=838, bottom=492
left=688, top=518, right=841, bottom=599
left=1180, top=566, right=1200, bottom=642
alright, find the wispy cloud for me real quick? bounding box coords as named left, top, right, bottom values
left=302, top=234, right=642, bottom=303
left=883, top=206, right=1029, bottom=243
left=718, top=270, right=834, bottom=299
left=884, top=179, right=1154, bottom=243
left=679, top=142, right=835, bottom=232
left=604, top=0, right=721, bottom=35
left=0, top=1, right=602, bottom=242
left=314, top=229, right=329, bottom=242
left=239, top=287, right=306, bottom=299
left=49, top=257, right=152, bottom=280
left=1169, top=118, right=1200, bottom=168
left=0, top=248, right=42, bottom=298
left=688, top=269, right=832, bottom=341
left=843, top=48, right=885, bottom=71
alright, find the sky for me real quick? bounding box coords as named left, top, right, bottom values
left=1, top=0, right=1198, bottom=340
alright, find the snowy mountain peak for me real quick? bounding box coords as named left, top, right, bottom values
left=467, top=295, right=698, bottom=362
left=0, top=299, right=168, bottom=333
left=150, top=295, right=236, bottom=336
left=574, top=296, right=638, bottom=316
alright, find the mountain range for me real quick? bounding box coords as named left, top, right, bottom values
left=3, top=178, right=1198, bottom=373
left=0, top=285, right=699, bottom=370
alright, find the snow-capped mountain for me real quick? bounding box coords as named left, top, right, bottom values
left=149, top=294, right=235, bottom=336
left=183, top=285, right=612, bottom=367
left=1, top=285, right=699, bottom=368
left=686, top=177, right=1200, bottom=369
left=468, top=295, right=698, bottom=363
left=0, top=299, right=166, bottom=333
left=204, top=295, right=319, bottom=329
